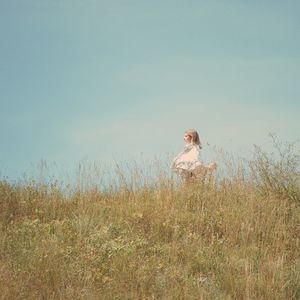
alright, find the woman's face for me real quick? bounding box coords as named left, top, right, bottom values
left=184, top=133, right=192, bottom=144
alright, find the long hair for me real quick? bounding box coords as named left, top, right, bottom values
left=185, top=128, right=202, bottom=149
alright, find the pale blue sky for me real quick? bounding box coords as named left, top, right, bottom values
left=0, top=0, right=299, bottom=181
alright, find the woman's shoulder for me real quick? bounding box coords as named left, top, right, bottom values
left=190, top=143, right=201, bottom=150
left=182, top=143, right=201, bottom=153
left=184, top=143, right=192, bottom=149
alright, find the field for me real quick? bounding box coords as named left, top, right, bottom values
left=1, top=139, right=299, bottom=299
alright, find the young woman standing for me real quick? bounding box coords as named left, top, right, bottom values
left=171, top=129, right=216, bottom=183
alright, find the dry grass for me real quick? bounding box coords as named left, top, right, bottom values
left=0, top=139, right=299, bottom=299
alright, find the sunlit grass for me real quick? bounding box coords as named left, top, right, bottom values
left=0, top=138, right=299, bottom=299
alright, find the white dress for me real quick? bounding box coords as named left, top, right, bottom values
left=170, top=143, right=203, bottom=176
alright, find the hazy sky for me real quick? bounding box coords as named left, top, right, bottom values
left=1, top=0, right=299, bottom=181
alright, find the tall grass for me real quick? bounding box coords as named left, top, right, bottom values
left=0, top=139, right=299, bottom=299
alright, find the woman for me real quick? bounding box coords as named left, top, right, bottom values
left=170, top=129, right=216, bottom=183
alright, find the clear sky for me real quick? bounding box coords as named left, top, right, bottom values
left=1, top=0, right=299, bottom=182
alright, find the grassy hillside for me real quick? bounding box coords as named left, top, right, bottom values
left=1, top=141, right=299, bottom=299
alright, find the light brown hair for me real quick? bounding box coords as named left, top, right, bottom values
left=185, top=128, right=202, bottom=149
